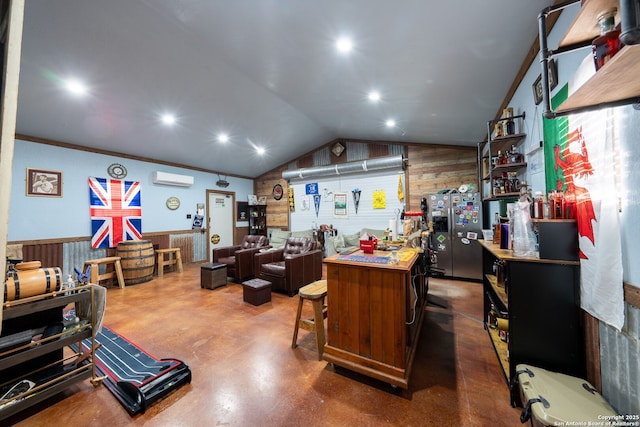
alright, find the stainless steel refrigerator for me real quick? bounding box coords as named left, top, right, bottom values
left=427, top=190, right=483, bottom=280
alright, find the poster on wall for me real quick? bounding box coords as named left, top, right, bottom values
left=89, top=177, right=142, bottom=249
left=334, top=192, right=347, bottom=218
left=373, top=190, right=386, bottom=209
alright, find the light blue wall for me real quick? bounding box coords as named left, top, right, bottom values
left=9, top=138, right=254, bottom=241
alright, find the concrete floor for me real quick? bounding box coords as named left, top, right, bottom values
left=6, top=263, right=521, bottom=426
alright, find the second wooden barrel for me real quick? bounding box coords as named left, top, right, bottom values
left=116, top=240, right=155, bottom=285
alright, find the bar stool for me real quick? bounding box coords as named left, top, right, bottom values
left=292, top=279, right=327, bottom=360
left=156, top=248, right=183, bottom=277
left=83, top=256, right=125, bottom=288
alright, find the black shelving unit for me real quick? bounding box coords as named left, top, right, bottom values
left=480, top=241, right=584, bottom=406
left=248, top=205, right=267, bottom=236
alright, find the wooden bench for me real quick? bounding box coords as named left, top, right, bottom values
left=156, top=248, right=183, bottom=277
left=83, top=256, right=125, bottom=288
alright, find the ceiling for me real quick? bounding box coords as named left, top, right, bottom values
left=16, top=0, right=552, bottom=178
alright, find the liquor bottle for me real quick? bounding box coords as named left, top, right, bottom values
left=488, top=304, right=498, bottom=329
left=592, top=8, right=621, bottom=71
left=506, top=117, right=515, bottom=135
left=533, top=192, right=544, bottom=219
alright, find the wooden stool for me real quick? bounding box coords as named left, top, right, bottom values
left=156, top=248, right=183, bottom=277
left=83, top=256, right=125, bottom=289
left=292, top=279, right=328, bottom=360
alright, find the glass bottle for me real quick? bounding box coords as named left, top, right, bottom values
left=533, top=192, right=544, bottom=219
left=592, top=8, right=621, bottom=71
left=506, top=117, right=515, bottom=135
left=488, top=304, right=498, bottom=329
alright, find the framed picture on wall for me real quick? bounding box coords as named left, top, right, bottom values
left=237, top=201, right=249, bottom=221
left=532, top=59, right=558, bottom=105
left=26, top=168, right=62, bottom=197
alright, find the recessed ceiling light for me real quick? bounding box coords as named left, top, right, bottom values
left=65, top=79, right=87, bottom=96
left=368, top=91, right=381, bottom=102
left=256, top=146, right=266, bottom=155
left=385, top=119, right=396, bottom=128
left=217, top=133, right=229, bottom=143
left=336, top=37, right=353, bottom=53
left=161, top=114, right=176, bottom=126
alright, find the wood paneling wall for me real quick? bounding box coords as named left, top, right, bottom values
left=254, top=141, right=478, bottom=231
left=406, top=144, right=478, bottom=210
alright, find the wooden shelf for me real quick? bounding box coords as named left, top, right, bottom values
left=486, top=325, right=510, bottom=382
left=559, top=0, right=619, bottom=47
left=486, top=274, right=508, bottom=308
left=556, top=44, right=640, bottom=113
left=483, top=192, right=521, bottom=202
left=541, top=0, right=640, bottom=117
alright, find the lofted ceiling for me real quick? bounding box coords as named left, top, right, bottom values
left=16, top=0, right=553, bottom=178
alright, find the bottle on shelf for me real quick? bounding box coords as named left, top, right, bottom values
left=488, top=304, right=499, bottom=329
left=533, top=191, right=544, bottom=219
left=592, top=8, right=622, bottom=71
left=504, top=107, right=516, bottom=135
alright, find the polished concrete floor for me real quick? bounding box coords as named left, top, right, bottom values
left=6, top=264, right=521, bottom=426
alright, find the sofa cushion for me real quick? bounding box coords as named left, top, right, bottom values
left=240, top=234, right=268, bottom=249
left=270, top=229, right=291, bottom=249
left=261, top=261, right=286, bottom=276
left=291, top=229, right=314, bottom=240
left=284, top=237, right=316, bottom=256
left=343, top=232, right=361, bottom=247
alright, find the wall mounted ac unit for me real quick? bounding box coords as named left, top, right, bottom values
left=152, top=171, right=194, bottom=187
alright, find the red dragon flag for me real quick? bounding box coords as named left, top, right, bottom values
left=89, top=177, right=142, bottom=249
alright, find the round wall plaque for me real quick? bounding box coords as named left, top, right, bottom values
left=107, top=163, right=127, bottom=179
left=166, top=196, right=180, bottom=210
left=273, top=183, right=284, bottom=200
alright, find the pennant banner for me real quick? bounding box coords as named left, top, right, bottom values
left=89, top=177, right=142, bottom=249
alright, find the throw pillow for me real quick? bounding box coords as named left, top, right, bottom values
left=333, top=234, right=346, bottom=252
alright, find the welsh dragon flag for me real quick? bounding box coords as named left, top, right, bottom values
left=543, top=55, right=624, bottom=330
left=89, top=177, right=142, bottom=249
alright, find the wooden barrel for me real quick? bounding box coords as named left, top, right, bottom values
left=4, top=265, right=62, bottom=301
left=116, top=240, right=155, bottom=285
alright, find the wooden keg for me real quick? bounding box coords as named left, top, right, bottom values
left=4, top=261, right=62, bottom=301
left=116, top=240, right=155, bottom=285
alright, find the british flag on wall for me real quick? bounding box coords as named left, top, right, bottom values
left=89, top=177, right=142, bottom=249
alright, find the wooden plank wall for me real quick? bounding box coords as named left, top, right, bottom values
left=254, top=141, right=479, bottom=231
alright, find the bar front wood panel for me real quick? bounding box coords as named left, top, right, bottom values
left=323, top=251, right=423, bottom=388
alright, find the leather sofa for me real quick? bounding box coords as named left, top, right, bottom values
left=254, top=237, right=322, bottom=296
left=212, top=235, right=269, bottom=283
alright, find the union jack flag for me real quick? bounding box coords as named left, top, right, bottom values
left=89, top=177, right=142, bottom=248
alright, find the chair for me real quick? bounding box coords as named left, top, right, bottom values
left=212, top=235, right=269, bottom=283
left=254, top=237, right=322, bottom=296
left=292, top=280, right=327, bottom=360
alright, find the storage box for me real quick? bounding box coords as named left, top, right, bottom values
left=200, top=263, right=227, bottom=290
left=537, top=220, right=578, bottom=261
left=242, top=278, right=272, bottom=306
left=359, top=238, right=378, bottom=254
left=516, top=364, right=618, bottom=427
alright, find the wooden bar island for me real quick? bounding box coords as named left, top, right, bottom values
left=323, top=248, right=426, bottom=389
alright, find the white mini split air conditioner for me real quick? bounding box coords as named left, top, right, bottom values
left=152, top=171, right=194, bottom=187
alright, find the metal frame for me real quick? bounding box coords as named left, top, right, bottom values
left=538, top=0, right=640, bottom=119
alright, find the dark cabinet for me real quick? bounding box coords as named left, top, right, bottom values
left=480, top=240, right=584, bottom=406
left=0, top=287, right=99, bottom=420
left=248, top=205, right=267, bottom=236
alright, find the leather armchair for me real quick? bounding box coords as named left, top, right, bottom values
left=212, top=235, right=269, bottom=283
left=254, top=237, right=322, bottom=296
